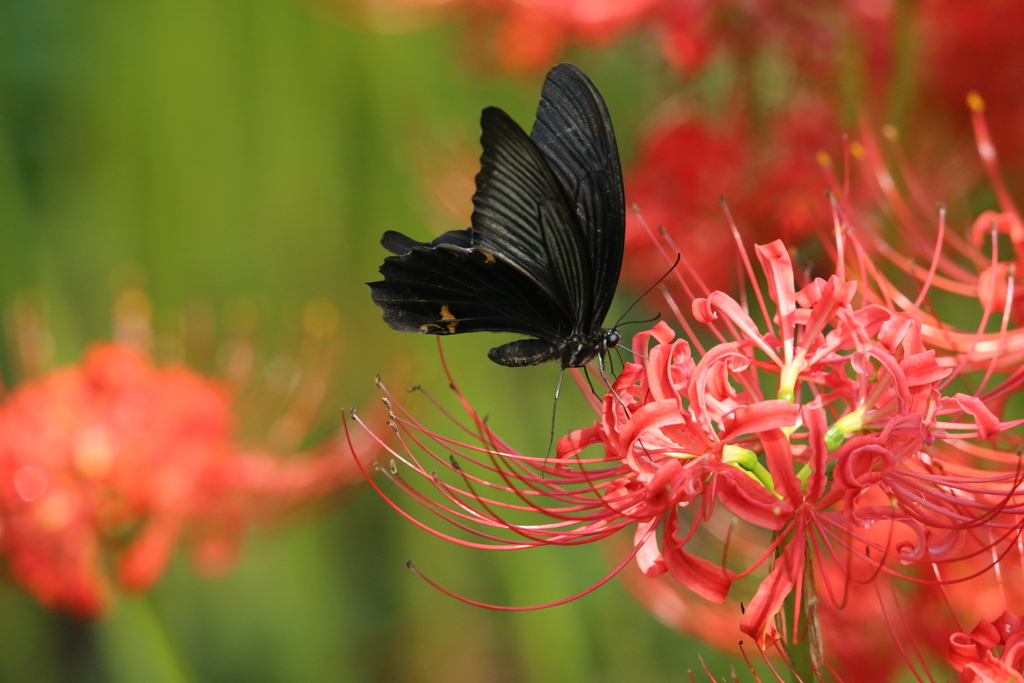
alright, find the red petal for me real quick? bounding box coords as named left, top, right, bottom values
left=720, top=400, right=800, bottom=441
left=947, top=393, right=1002, bottom=440
left=739, top=561, right=794, bottom=649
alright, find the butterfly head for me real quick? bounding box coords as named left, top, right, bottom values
left=561, top=327, right=621, bottom=368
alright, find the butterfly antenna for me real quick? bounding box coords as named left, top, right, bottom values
left=613, top=254, right=681, bottom=328
left=619, top=312, right=662, bottom=328
left=582, top=365, right=600, bottom=399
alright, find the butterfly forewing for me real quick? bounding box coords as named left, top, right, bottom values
left=470, top=107, right=586, bottom=328
left=538, top=199, right=591, bottom=330
left=530, top=63, right=624, bottom=325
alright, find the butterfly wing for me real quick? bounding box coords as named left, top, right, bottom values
left=369, top=228, right=566, bottom=340
left=529, top=62, right=624, bottom=326
left=370, top=63, right=621, bottom=367
left=470, top=106, right=592, bottom=333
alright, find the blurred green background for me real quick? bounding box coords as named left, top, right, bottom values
left=0, top=1, right=734, bottom=681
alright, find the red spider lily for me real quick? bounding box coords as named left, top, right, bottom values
left=355, top=210, right=1024, bottom=675
left=948, top=610, right=1024, bottom=683
left=848, top=94, right=1024, bottom=342
left=620, top=519, right=960, bottom=681
left=0, top=296, right=377, bottom=617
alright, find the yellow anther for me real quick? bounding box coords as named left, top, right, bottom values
left=967, top=91, right=986, bottom=113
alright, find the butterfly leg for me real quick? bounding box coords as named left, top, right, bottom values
left=595, top=352, right=629, bottom=414
left=595, top=354, right=653, bottom=460
left=543, top=366, right=566, bottom=466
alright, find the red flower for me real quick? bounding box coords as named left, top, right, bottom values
left=0, top=341, right=374, bottom=617
left=849, top=95, right=1024, bottom=364
left=359, top=216, right=1024, bottom=672
left=919, top=0, right=1024, bottom=167
left=624, top=100, right=838, bottom=295
left=949, top=611, right=1024, bottom=683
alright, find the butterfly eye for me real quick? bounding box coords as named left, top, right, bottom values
left=605, top=330, right=621, bottom=349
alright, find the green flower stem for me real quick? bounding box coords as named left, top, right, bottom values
left=97, top=596, right=196, bottom=683
left=781, top=542, right=822, bottom=683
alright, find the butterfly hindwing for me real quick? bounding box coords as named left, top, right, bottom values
left=370, top=231, right=564, bottom=339
left=530, top=63, right=624, bottom=325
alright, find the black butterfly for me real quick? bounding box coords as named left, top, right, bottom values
left=368, top=62, right=624, bottom=370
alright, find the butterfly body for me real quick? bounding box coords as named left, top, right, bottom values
left=369, top=63, right=624, bottom=370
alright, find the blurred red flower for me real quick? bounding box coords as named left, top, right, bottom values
left=0, top=296, right=377, bottom=617
left=919, top=0, right=1024, bottom=167
left=624, top=100, right=837, bottom=294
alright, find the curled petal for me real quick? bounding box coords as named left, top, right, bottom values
left=692, top=293, right=780, bottom=363
left=970, top=209, right=1024, bottom=255
left=993, top=612, right=1024, bottom=645
left=755, top=240, right=796, bottom=341
left=632, top=320, right=677, bottom=359
left=611, top=362, right=646, bottom=399
left=835, top=438, right=893, bottom=490
left=689, top=343, right=751, bottom=426
left=900, top=350, right=951, bottom=386
left=794, top=276, right=825, bottom=308
left=878, top=315, right=915, bottom=354
left=556, top=425, right=602, bottom=460
left=944, top=393, right=1003, bottom=440
left=879, top=413, right=930, bottom=463
left=794, top=276, right=856, bottom=346
left=852, top=304, right=894, bottom=340
left=960, top=658, right=1024, bottom=683
left=971, top=620, right=1003, bottom=650
left=663, top=547, right=734, bottom=604
left=647, top=339, right=694, bottom=403
left=1004, top=636, right=1024, bottom=673
left=948, top=631, right=985, bottom=672
left=644, top=458, right=686, bottom=509
left=618, top=400, right=689, bottom=471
